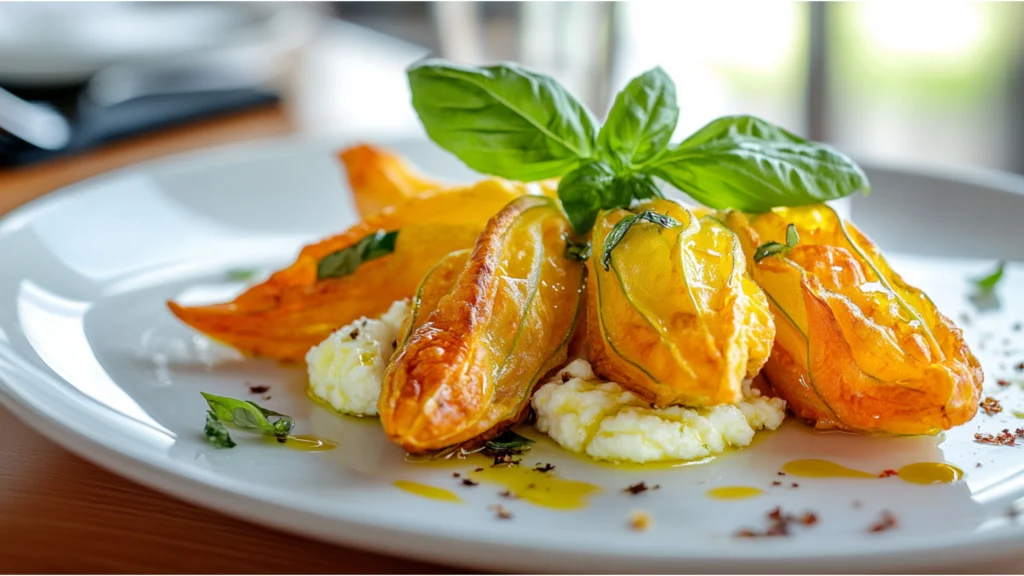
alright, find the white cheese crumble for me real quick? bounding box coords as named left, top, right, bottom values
left=305, top=299, right=410, bottom=416
left=531, top=359, right=786, bottom=463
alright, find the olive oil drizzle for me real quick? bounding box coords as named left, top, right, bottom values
left=782, top=459, right=964, bottom=484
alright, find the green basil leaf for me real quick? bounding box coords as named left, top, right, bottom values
left=557, top=161, right=623, bottom=235
left=408, top=59, right=598, bottom=181
left=204, top=410, right=236, bottom=448
left=226, top=268, right=258, bottom=282
left=201, top=392, right=295, bottom=440
left=972, top=261, right=1005, bottom=292
left=649, top=115, right=869, bottom=212
left=317, top=230, right=398, bottom=281
left=485, top=430, right=535, bottom=452
left=785, top=223, right=800, bottom=248
left=601, top=210, right=680, bottom=270
left=614, top=172, right=663, bottom=201
left=597, top=66, right=678, bottom=170
left=565, top=238, right=592, bottom=262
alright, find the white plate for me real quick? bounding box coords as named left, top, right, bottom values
left=1, top=137, right=1023, bottom=573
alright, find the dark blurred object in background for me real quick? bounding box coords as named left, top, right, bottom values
left=0, top=2, right=318, bottom=167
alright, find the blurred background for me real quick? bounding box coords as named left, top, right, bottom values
left=3, top=1, right=1024, bottom=181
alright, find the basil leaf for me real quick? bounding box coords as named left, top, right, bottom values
left=485, top=430, right=535, bottom=452
left=972, top=261, right=1005, bottom=292
left=204, top=410, right=236, bottom=449
left=557, top=161, right=624, bottom=235
left=201, top=392, right=295, bottom=440
left=317, top=230, right=398, bottom=281
left=226, top=268, right=258, bottom=282
left=614, top=172, right=663, bottom=201
left=649, top=115, right=869, bottom=212
left=408, top=59, right=598, bottom=181
left=565, top=238, right=592, bottom=262
left=597, top=66, right=678, bottom=170
left=601, top=210, right=680, bottom=270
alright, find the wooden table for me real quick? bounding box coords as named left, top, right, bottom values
left=0, top=103, right=460, bottom=574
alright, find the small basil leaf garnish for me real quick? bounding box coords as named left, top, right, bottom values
left=408, top=59, right=598, bottom=181
left=484, top=430, right=535, bottom=452
left=597, top=66, right=678, bottom=170
left=754, top=223, right=800, bottom=263
left=972, top=261, right=1005, bottom=292
left=204, top=410, right=236, bottom=448
left=201, top=392, right=295, bottom=441
left=601, top=210, right=680, bottom=271
left=317, top=230, right=398, bottom=281
left=565, top=238, right=592, bottom=262
left=226, top=268, right=258, bottom=282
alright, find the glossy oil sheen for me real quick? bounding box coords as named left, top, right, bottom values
left=393, top=480, right=462, bottom=503
left=264, top=434, right=339, bottom=452
left=706, top=486, right=764, bottom=500
left=782, top=459, right=875, bottom=479
left=467, top=465, right=600, bottom=510
left=898, top=462, right=964, bottom=485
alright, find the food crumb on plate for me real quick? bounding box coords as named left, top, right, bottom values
left=735, top=507, right=819, bottom=538
left=867, top=510, right=898, bottom=533
left=628, top=509, right=652, bottom=532
left=980, top=397, right=1003, bottom=416
left=490, top=504, right=513, bottom=520
left=878, top=469, right=898, bottom=478
left=623, top=482, right=658, bottom=495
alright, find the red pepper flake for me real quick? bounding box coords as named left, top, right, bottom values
left=248, top=384, right=270, bottom=394
left=623, top=482, right=655, bottom=495
left=461, top=479, right=479, bottom=487
left=980, top=396, right=1003, bottom=416
left=976, top=463, right=983, bottom=468
left=975, top=429, right=1020, bottom=446
left=867, top=510, right=898, bottom=533
left=734, top=507, right=819, bottom=538
left=998, top=379, right=1011, bottom=387
left=790, top=483, right=800, bottom=488
left=878, top=469, right=899, bottom=478
left=1016, top=362, right=1024, bottom=371
left=771, top=481, right=782, bottom=486
left=777, top=471, right=786, bottom=476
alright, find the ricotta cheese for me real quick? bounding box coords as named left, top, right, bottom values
left=531, top=359, right=786, bottom=463
left=305, top=299, right=410, bottom=416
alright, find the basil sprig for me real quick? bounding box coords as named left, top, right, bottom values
left=407, top=60, right=868, bottom=235
left=317, top=230, right=398, bottom=280
left=753, top=223, right=800, bottom=263
left=201, top=392, right=295, bottom=448
left=971, top=261, right=1005, bottom=293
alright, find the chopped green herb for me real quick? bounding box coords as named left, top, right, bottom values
left=565, top=239, right=592, bottom=262
left=601, top=210, right=680, bottom=271
left=204, top=410, right=236, bottom=448
left=317, top=230, right=399, bottom=280
left=485, top=430, right=535, bottom=453
left=1013, top=410, right=1024, bottom=419
left=226, top=268, right=258, bottom=282
left=754, top=223, right=800, bottom=263
left=201, top=392, right=294, bottom=441
left=972, top=261, right=1005, bottom=292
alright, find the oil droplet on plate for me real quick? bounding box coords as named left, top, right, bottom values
left=394, top=480, right=462, bottom=503
left=782, top=459, right=875, bottom=479
left=265, top=434, right=338, bottom=452
left=468, top=466, right=600, bottom=510
left=706, top=486, right=764, bottom=500
left=897, top=462, right=964, bottom=485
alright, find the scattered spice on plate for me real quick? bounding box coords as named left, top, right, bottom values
left=735, top=507, right=819, bottom=538
left=452, top=472, right=461, bottom=478
left=248, top=384, right=270, bottom=394
left=1016, top=362, right=1024, bottom=371
left=498, top=490, right=517, bottom=499
left=976, top=463, right=983, bottom=468
left=974, top=428, right=1024, bottom=446
left=771, top=481, right=782, bottom=487
left=534, top=463, right=555, bottom=473
left=998, top=379, right=1011, bottom=387
left=628, top=509, right=652, bottom=532
left=461, top=479, right=479, bottom=487
left=777, top=471, right=786, bottom=476
left=262, top=395, right=272, bottom=401
left=489, top=504, right=513, bottom=520
left=980, top=397, right=1003, bottom=416
left=623, top=482, right=658, bottom=495
left=491, top=453, right=521, bottom=467
left=790, top=483, right=800, bottom=488
left=475, top=467, right=484, bottom=472
left=867, top=510, right=898, bottom=533
left=878, top=469, right=898, bottom=478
